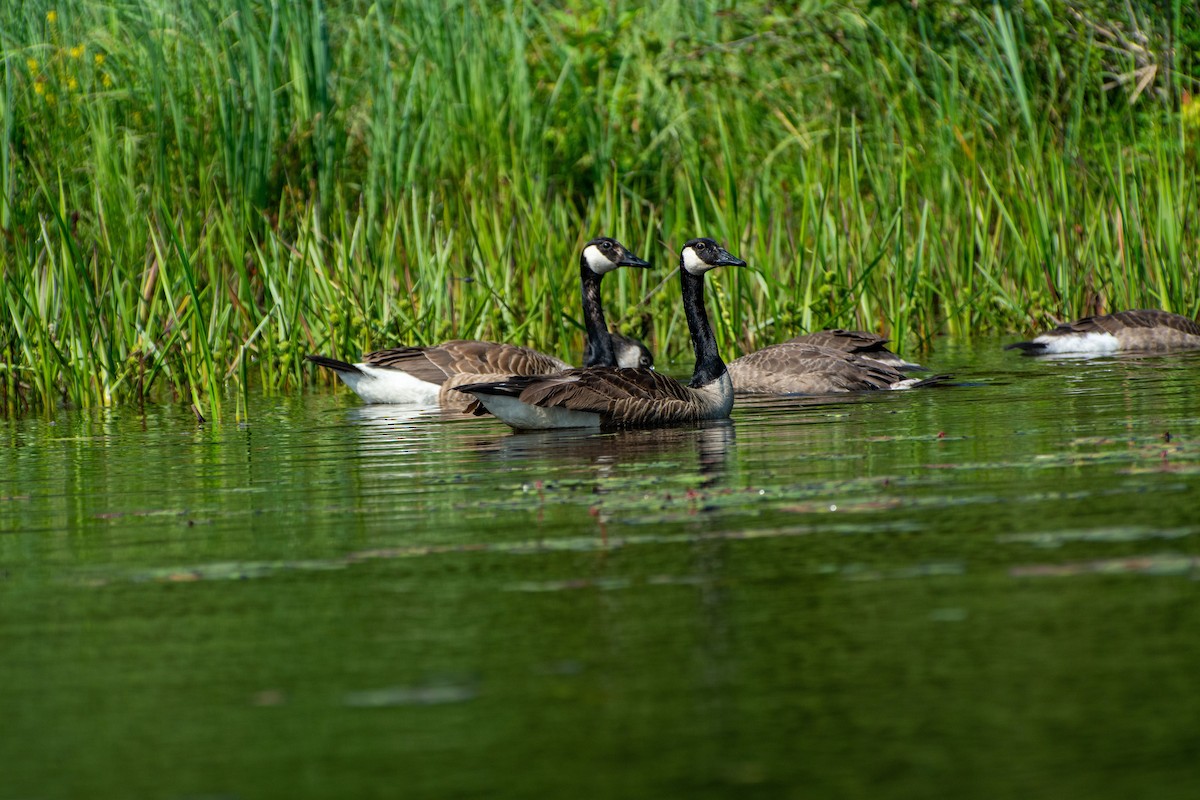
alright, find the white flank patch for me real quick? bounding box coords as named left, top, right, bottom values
left=474, top=395, right=601, bottom=430
left=583, top=244, right=618, bottom=274
left=681, top=246, right=714, bottom=275
left=337, top=365, right=441, bottom=405
left=1036, top=332, right=1120, bottom=355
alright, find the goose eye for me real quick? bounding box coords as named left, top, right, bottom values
left=696, top=242, right=706, bottom=251
left=602, top=241, right=612, bottom=250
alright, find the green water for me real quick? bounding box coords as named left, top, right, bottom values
left=2, top=342, right=1199, bottom=799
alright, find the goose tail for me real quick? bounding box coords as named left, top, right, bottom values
left=306, top=354, right=364, bottom=375
left=1004, top=341, right=1047, bottom=355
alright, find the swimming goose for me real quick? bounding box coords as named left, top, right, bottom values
left=306, top=237, right=652, bottom=408
left=454, top=238, right=746, bottom=430
left=609, top=331, right=655, bottom=369
left=786, top=329, right=925, bottom=371
left=1005, top=309, right=1200, bottom=355
left=728, top=340, right=940, bottom=394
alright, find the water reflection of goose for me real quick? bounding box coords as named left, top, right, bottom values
left=467, top=419, right=735, bottom=486
left=345, top=404, right=445, bottom=427
left=339, top=404, right=455, bottom=456
left=457, top=238, right=745, bottom=429
left=1006, top=309, right=1200, bottom=355
left=305, top=237, right=652, bottom=410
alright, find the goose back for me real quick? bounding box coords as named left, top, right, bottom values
left=362, top=340, right=572, bottom=382
left=728, top=342, right=931, bottom=394
left=787, top=329, right=924, bottom=371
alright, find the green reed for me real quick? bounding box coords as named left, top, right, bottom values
left=1, top=0, right=1196, bottom=417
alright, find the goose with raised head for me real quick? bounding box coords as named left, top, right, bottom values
left=1005, top=309, right=1200, bottom=355
left=728, top=340, right=943, bottom=394
left=455, top=238, right=746, bottom=430
left=786, top=329, right=925, bottom=371
left=306, top=237, right=652, bottom=409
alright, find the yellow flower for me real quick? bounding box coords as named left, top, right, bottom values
left=26, top=58, right=39, bottom=72
left=45, top=93, right=56, bottom=105
left=46, top=11, right=57, bottom=24
left=94, top=53, right=105, bottom=66
left=1183, top=92, right=1200, bottom=132
left=69, top=45, right=84, bottom=59
left=68, top=77, right=78, bottom=91
left=34, top=82, right=45, bottom=95
left=102, top=73, right=113, bottom=88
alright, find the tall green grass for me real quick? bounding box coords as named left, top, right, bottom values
left=1, top=0, right=1197, bottom=417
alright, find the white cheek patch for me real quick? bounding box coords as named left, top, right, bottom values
left=583, top=244, right=618, bottom=274
left=682, top=246, right=711, bottom=275
left=614, top=344, right=645, bottom=369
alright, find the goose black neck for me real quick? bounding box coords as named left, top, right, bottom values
left=580, top=261, right=615, bottom=368
left=680, top=265, right=726, bottom=387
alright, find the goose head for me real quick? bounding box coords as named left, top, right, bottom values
left=612, top=334, right=655, bottom=370
left=680, top=238, right=746, bottom=275
left=582, top=237, right=651, bottom=275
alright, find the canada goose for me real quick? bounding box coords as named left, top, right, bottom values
left=455, top=238, right=746, bottom=430
left=609, top=331, right=655, bottom=369
left=306, top=237, right=652, bottom=408
left=1005, top=309, right=1200, bottom=355
left=786, top=329, right=925, bottom=371
left=728, top=340, right=942, bottom=394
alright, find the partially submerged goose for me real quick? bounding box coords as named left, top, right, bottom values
left=787, top=329, right=925, bottom=371
left=455, top=238, right=746, bottom=430
left=1006, top=309, right=1200, bottom=355
left=306, top=237, right=651, bottom=409
left=728, top=340, right=941, bottom=394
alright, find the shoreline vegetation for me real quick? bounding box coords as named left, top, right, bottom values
left=1, top=0, right=1197, bottom=418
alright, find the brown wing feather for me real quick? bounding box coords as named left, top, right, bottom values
left=514, top=368, right=710, bottom=426
left=362, top=340, right=571, bottom=384
left=788, top=329, right=891, bottom=353
left=729, top=343, right=906, bottom=393
left=783, top=329, right=924, bottom=370
left=361, top=347, right=453, bottom=383
left=518, top=368, right=687, bottom=408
